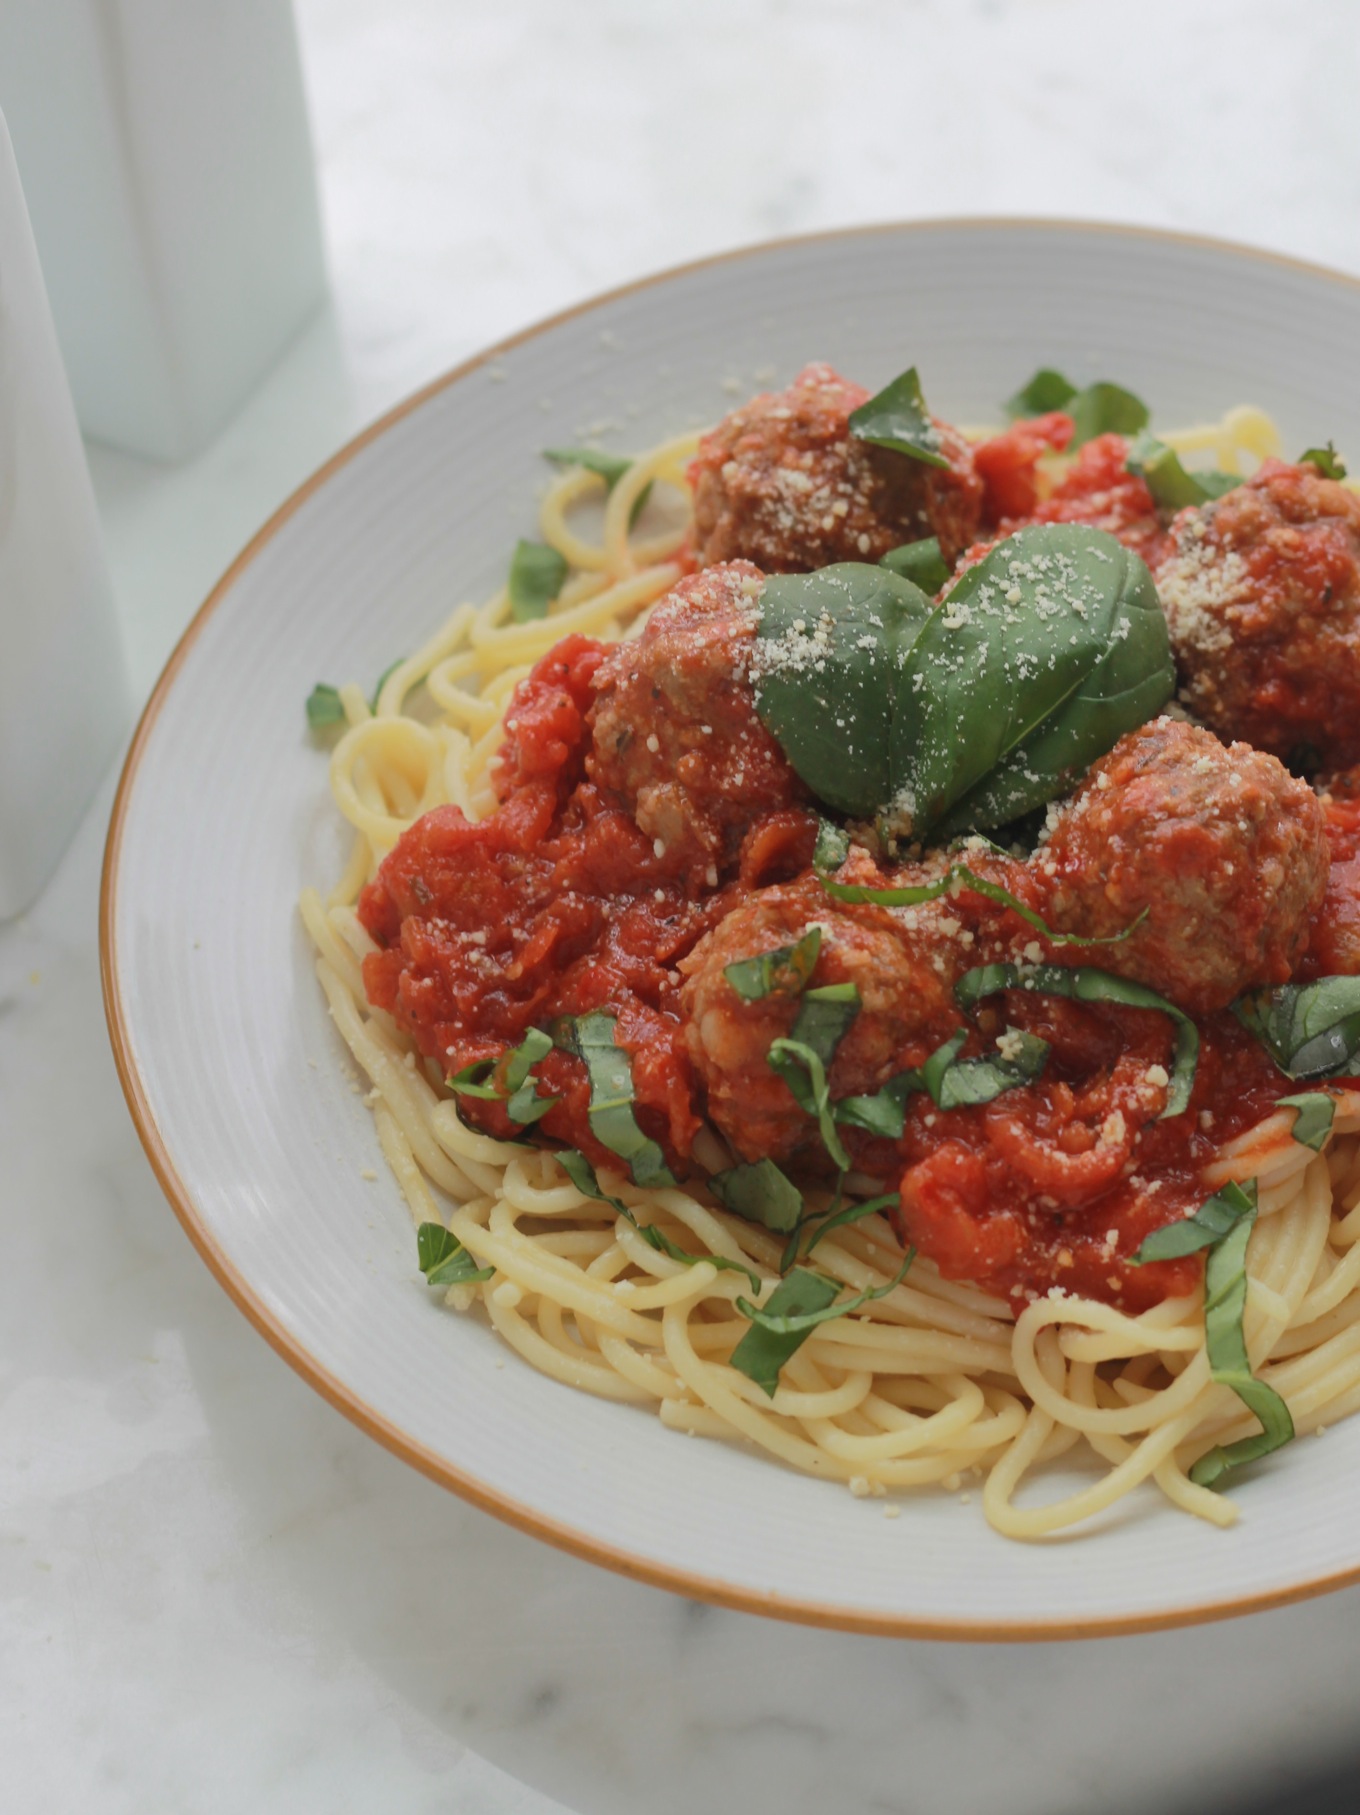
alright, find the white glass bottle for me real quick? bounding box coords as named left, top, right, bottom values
left=0, top=107, right=129, bottom=919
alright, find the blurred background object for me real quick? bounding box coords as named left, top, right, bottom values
left=0, top=0, right=327, bottom=460
left=0, top=107, right=127, bottom=918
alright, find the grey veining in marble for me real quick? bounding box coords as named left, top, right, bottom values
left=9, top=2, right=1360, bottom=1809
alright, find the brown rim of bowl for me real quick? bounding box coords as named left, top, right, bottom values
left=100, top=216, right=1360, bottom=1642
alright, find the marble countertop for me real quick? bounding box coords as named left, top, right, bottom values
left=9, top=3, right=1360, bottom=1809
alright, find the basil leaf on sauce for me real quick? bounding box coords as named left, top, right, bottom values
left=417, top=1222, right=494, bottom=1287
left=447, top=1057, right=501, bottom=1100
left=508, top=539, right=568, bottom=622
left=709, top=1157, right=804, bottom=1234
left=834, top=1071, right=920, bottom=1138
left=820, top=861, right=1145, bottom=947
left=724, top=926, right=822, bottom=1001
left=1300, top=443, right=1347, bottom=481
left=448, top=1029, right=559, bottom=1124
left=730, top=1251, right=916, bottom=1397
left=956, top=962, right=1199, bottom=1118
left=880, top=536, right=950, bottom=594
left=1277, top=1092, right=1336, bottom=1152
left=559, top=1149, right=761, bottom=1291
left=1232, top=977, right=1360, bottom=1082
left=1125, top=431, right=1242, bottom=509
left=1130, top=1179, right=1258, bottom=1264
left=753, top=564, right=934, bottom=819
left=913, top=526, right=1174, bottom=840
left=543, top=447, right=653, bottom=522
left=848, top=366, right=950, bottom=469
left=305, top=683, right=345, bottom=731
left=559, top=1012, right=676, bottom=1187
left=1067, top=381, right=1149, bottom=449
left=1004, top=368, right=1078, bottom=419
left=768, top=1038, right=852, bottom=1171
left=934, top=1028, right=1050, bottom=1110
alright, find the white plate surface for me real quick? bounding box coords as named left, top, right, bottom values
left=104, top=221, right=1360, bottom=1637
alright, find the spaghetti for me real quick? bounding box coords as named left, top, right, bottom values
left=301, top=393, right=1360, bottom=1538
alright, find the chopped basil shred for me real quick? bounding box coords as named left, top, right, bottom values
left=880, top=536, right=950, bottom=593
left=1300, top=442, right=1347, bottom=480
left=508, top=538, right=568, bottom=621
left=819, top=860, right=1145, bottom=947
left=1276, top=1092, right=1336, bottom=1152
left=305, top=683, right=345, bottom=731
left=729, top=1251, right=915, bottom=1397
left=1125, top=431, right=1241, bottom=508
left=724, top=926, right=822, bottom=1001
left=769, top=1037, right=852, bottom=1171
left=1232, top=977, right=1360, bottom=1081
left=956, top=962, right=1198, bottom=1117
left=847, top=366, right=950, bottom=468
left=708, top=1157, right=804, bottom=1233
left=558, top=1012, right=676, bottom=1187
left=834, top=1070, right=921, bottom=1138
left=559, top=1149, right=761, bottom=1292
left=417, top=1221, right=494, bottom=1287
left=801, top=1192, right=901, bottom=1258
left=447, top=1028, right=558, bottom=1125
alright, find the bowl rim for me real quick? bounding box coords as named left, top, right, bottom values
left=100, top=216, right=1360, bottom=1641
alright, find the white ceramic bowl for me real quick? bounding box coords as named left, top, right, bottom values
left=103, top=220, right=1360, bottom=1638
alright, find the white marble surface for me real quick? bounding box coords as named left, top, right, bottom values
left=9, top=3, right=1360, bottom=1809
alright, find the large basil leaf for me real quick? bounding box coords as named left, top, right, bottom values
left=880, top=536, right=950, bottom=594
left=1232, top=978, right=1360, bottom=1082
left=899, top=525, right=1173, bottom=840
left=956, top=962, right=1198, bottom=1117
left=847, top=367, right=950, bottom=468
left=753, top=565, right=934, bottom=818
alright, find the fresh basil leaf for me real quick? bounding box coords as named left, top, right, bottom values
left=956, top=962, right=1199, bottom=1118
left=543, top=447, right=653, bottom=522
left=370, top=657, right=406, bottom=712
left=912, top=526, right=1174, bottom=840
left=1125, top=431, right=1242, bottom=510
left=880, top=536, right=950, bottom=594
left=1277, top=1092, right=1336, bottom=1152
left=768, top=1037, right=852, bottom=1171
left=847, top=366, right=950, bottom=469
left=560, top=1012, right=676, bottom=1187
left=1232, top=978, right=1360, bottom=1082
left=820, top=862, right=1145, bottom=947
left=1300, top=442, right=1347, bottom=481
left=1131, top=1179, right=1258, bottom=1264
left=724, top=926, right=822, bottom=1001
left=306, top=683, right=345, bottom=731
left=446, top=1057, right=501, bottom=1100
left=1068, top=381, right=1149, bottom=449
left=753, top=565, right=934, bottom=819
left=814, top=817, right=852, bottom=872
left=731, top=1251, right=916, bottom=1396
left=1004, top=368, right=1078, bottom=419
left=802, top=1192, right=901, bottom=1257
left=417, top=1221, right=494, bottom=1286
left=1183, top=1182, right=1295, bottom=1488
left=559, top=1150, right=760, bottom=1291
left=709, top=1157, right=804, bottom=1233
left=508, top=539, right=568, bottom=622
left=728, top=1269, right=844, bottom=1395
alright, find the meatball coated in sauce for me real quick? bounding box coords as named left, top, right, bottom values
left=679, top=877, right=960, bottom=1166
left=1157, top=458, right=1360, bottom=767
left=1039, top=717, right=1328, bottom=1014
left=586, top=561, right=809, bottom=876
left=689, top=363, right=984, bottom=574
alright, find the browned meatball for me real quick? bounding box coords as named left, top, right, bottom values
left=1037, top=717, right=1328, bottom=1014
left=679, top=874, right=959, bottom=1165
left=1156, top=458, right=1360, bottom=768
left=586, top=561, right=806, bottom=873
left=689, top=363, right=984, bottom=574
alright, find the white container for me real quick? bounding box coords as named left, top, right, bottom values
left=0, top=0, right=328, bottom=461
left=0, top=107, right=129, bottom=918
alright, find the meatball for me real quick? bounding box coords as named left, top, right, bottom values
left=679, top=875, right=958, bottom=1165
left=586, top=561, right=807, bottom=873
left=1038, top=717, right=1328, bottom=1014
left=1156, top=458, right=1360, bottom=767
left=689, top=362, right=984, bottom=574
